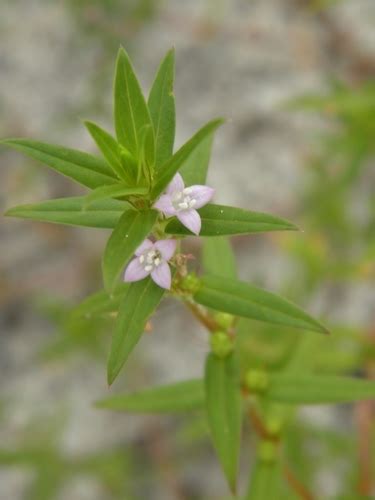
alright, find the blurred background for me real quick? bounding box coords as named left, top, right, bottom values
left=0, top=0, right=374, bottom=498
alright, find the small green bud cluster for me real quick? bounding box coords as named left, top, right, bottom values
left=214, top=312, right=235, bottom=329
left=210, top=330, right=234, bottom=359
left=244, top=369, right=269, bottom=393
left=179, top=273, right=201, bottom=295
left=258, top=440, right=277, bottom=464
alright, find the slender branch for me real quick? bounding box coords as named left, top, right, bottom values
left=356, top=326, right=375, bottom=496
left=283, top=463, right=315, bottom=500
left=184, top=300, right=219, bottom=332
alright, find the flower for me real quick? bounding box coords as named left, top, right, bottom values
left=153, top=173, right=214, bottom=235
left=124, top=238, right=176, bottom=289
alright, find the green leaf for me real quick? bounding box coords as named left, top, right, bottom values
left=166, top=204, right=298, bottom=236
left=102, top=208, right=158, bottom=291
left=205, top=352, right=242, bottom=493
left=96, top=379, right=204, bottom=413
left=195, top=275, right=328, bottom=334
left=1, top=139, right=116, bottom=189
left=265, top=374, right=375, bottom=404
left=148, top=48, right=176, bottom=168
left=107, top=277, right=166, bottom=384
left=84, top=120, right=131, bottom=183
left=138, top=124, right=155, bottom=184
left=179, top=132, right=214, bottom=185
left=151, top=118, right=224, bottom=199
left=202, top=237, right=237, bottom=279
left=245, top=458, right=283, bottom=500
left=71, top=283, right=130, bottom=319
left=83, top=184, right=148, bottom=208
left=5, top=196, right=129, bottom=229
left=114, top=47, right=152, bottom=159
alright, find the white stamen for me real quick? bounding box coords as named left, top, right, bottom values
left=178, top=201, right=189, bottom=210
left=154, top=257, right=161, bottom=266
left=189, top=199, right=196, bottom=208
left=145, top=265, right=153, bottom=272
left=139, top=255, right=145, bottom=263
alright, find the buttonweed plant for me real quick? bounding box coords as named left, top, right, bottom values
left=3, top=49, right=375, bottom=499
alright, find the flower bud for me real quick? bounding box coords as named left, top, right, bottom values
left=244, top=369, right=269, bottom=393
left=214, top=312, right=234, bottom=329
left=210, top=331, right=233, bottom=359
left=259, top=440, right=277, bottom=463
left=180, top=273, right=201, bottom=294
left=265, top=415, right=283, bottom=437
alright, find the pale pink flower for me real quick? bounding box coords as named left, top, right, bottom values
left=124, top=238, right=176, bottom=289
left=153, top=173, right=214, bottom=235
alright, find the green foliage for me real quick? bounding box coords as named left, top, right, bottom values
left=263, top=374, right=375, bottom=405
left=195, top=275, right=327, bottom=333
left=107, top=277, right=166, bottom=385
left=148, top=48, right=176, bottom=168
left=166, top=204, right=298, bottom=236
left=5, top=196, right=129, bottom=228
left=97, top=379, right=204, bottom=413
left=114, top=47, right=153, bottom=159
left=205, top=352, right=242, bottom=492
left=1, top=138, right=116, bottom=188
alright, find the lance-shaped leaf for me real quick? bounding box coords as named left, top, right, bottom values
left=205, top=352, right=242, bottom=493
left=151, top=118, right=224, bottom=199
left=195, top=275, right=328, bottom=334
left=83, top=184, right=148, bottom=208
left=138, top=124, right=155, bottom=184
left=1, top=139, right=116, bottom=189
left=5, top=197, right=129, bottom=229
left=148, top=48, right=176, bottom=168
left=179, top=132, right=214, bottom=185
left=71, top=283, right=130, bottom=319
left=245, top=458, right=283, bottom=500
left=84, top=120, right=131, bottom=183
left=265, top=374, right=375, bottom=404
left=202, top=237, right=237, bottom=279
left=96, top=379, right=204, bottom=413
left=107, top=278, right=166, bottom=385
left=114, top=47, right=152, bottom=159
left=166, top=204, right=298, bottom=236
left=102, top=208, right=158, bottom=291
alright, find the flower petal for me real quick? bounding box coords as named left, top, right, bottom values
left=124, top=257, right=150, bottom=282
left=135, top=238, right=154, bottom=256
left=155, top=239, right=177, bottom=261
left=151, top=262, right=172, bottom=289
left=166, top=173, right=184, bottom=195
left=188, top=185, right=215, bottom=209
left=153, top=194, right=176, bottom=216
left=177, top=209, right=201, bottom=235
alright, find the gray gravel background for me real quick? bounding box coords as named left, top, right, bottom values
left=1, top=0, right=374, bottom=498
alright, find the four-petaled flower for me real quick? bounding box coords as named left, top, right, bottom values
left=124, top=238, right=176, bottom=290
left=153, top=173, right=214, bottom=235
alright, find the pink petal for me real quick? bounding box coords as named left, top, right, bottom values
left=135, top=238, right=154, bottom=256
left=177, top=209, right=201, bottom=235
left=153, top=194, right=176, bottom=216
left=124, top=257, right=150, bottom=282
left=188, top=185, right=215, bottom=209
left=151, top=262, right=172, bottom=289
left=166, top=173, right=184, bottom=195
left=155, top=239, right=177, bottom=261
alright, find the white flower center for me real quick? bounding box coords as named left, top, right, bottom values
left=172, top=187, right=197, bottom=212
left=139, top=249, right=162, bottom=272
